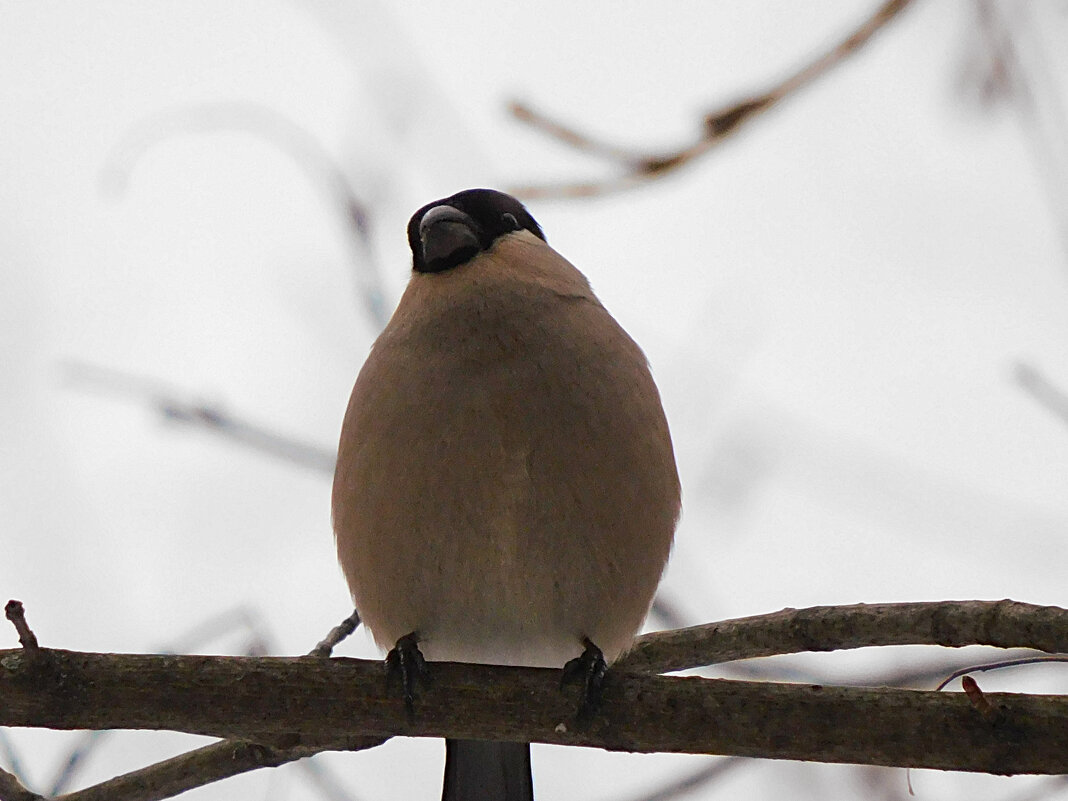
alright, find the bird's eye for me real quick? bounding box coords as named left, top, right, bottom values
left=501, top=213, right=520, bottom=231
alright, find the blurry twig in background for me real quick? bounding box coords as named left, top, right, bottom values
left=958, top=0, right=1068, bottom=268
left=161, top=606, right=276, bottom=658
left=648, top=593, right=687, bottom=632
left=508, top=0, right=916, bottom=200
left=620, top=757, right=742, bottom=801
left=1014, top=362, right=1068, bottom=431
left=100, top=100, right=389, bottom=331
left=62, top=360, right=337, bottom=474
left=0, top=733, right=29, bottom=799
left=0, top=763, right=36, bottom=801
left=1001, top=776, right=1068, bottom=801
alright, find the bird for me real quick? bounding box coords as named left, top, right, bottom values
left=332, top=188, right=680, bottom=801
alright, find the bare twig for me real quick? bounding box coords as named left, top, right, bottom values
left=45, top=733, right=109, bottom=799
left=294, top=757, right=363, bottom=801
left=509, top=0, right=916, bottom=199
left=708, top=646, right=1054, bottom=691
left=961, top=675, right=999, bottom=722
left=507, top=100, right=650, bottom=167
left=308, top=610, right=362, bottom=659
left=63, top=361, right=337, bottom=474
left=3, top=602, right=38, bottom=652
left=619, top=600, right=1068, bottom=673
left=964, top=2, right=1068, bottom=267
left=159, top=606, right=275, bottom=658
left=618, top=757, right=742, bottom=801
left=933, top=654, right=1068, bottom=692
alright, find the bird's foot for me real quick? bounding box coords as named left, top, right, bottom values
left=385, top=631, right=429, bottom=714
left=561, top=637, right=607, bottom=722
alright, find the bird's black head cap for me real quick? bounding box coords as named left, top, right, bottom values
left=408, top=188, right=546, bottom=274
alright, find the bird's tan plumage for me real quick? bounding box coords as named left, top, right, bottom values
left=333, top=230, right=679, bottom=668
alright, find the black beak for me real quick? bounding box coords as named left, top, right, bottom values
left=418, top=205, right=481, bottom=273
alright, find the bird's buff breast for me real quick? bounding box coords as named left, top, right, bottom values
left=333, top=264, right=676, bottom=667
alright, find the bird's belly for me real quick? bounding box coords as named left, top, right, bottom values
left=335, top=315, right=677, bottom=669
left=351, top=460, right=616, bottom=668
left=341, top=406, right=665, bottom=668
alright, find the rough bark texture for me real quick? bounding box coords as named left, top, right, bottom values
left=620, top=600, right=1068, bottom=672
left=2, top=647, right=1066, bottom=775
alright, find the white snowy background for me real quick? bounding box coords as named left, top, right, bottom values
left=1, top=2, right=1067, bottom=799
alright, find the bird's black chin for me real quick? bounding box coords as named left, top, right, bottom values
left=418, top=206, right=483, bottom=273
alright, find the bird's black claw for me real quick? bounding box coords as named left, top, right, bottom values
left=561, top=637, right=607, bottom=722
left=385, top=631, right=429, bottom=713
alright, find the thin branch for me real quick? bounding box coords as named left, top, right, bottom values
left=966, top=2, right=1068, bottom=268
left=619, top=600, right=1068, bottom=674
left=508, top=0, right=916, bottom=199
left=961, top=675, right=999, bottom=722
left=845, top=648, right=1058, bottom=690
left=934, top=655, right=1068, bottom=692
left=49, top=738, right=380, bottom=801
left=1014, top=362, right=1068, bottom=431
left=45, top=733, right=109, bottom=799
left=308, top=610, right=362, bottom=659
left=62, top=361, right=337, bottom=474
left=294, top=756, right=363, bottom=801
left=618, top=757, right=742, bottom=801
left=0, top=733, right=30, bottom=800
left=3, top=602, right=39, bottom=652
left=157, top=606, right=275, bottom=658
left=1, top=648, right=1065, bottom=775
left=507, top=101, right=650, bottom=168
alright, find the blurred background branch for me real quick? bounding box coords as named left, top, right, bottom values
left=508, top=0, right=916, bottom=199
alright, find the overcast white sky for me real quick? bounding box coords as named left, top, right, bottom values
left=2, top=2, right=1067, bottom=800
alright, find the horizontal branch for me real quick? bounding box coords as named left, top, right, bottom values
left=2, top=649, right=1066, bottom=775
left=620, top=600, right=1068, bottom=673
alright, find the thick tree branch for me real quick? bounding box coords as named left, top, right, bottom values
left=620, top=600, right=1068, bottom=673
left=0, top=606, right=367, bottom=801
left=2, top=648, right=1066, bottom=775
left=3, top=599, right=1065, bottom=800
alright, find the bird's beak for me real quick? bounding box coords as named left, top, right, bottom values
left=419, top=205, right=481, bottom=270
